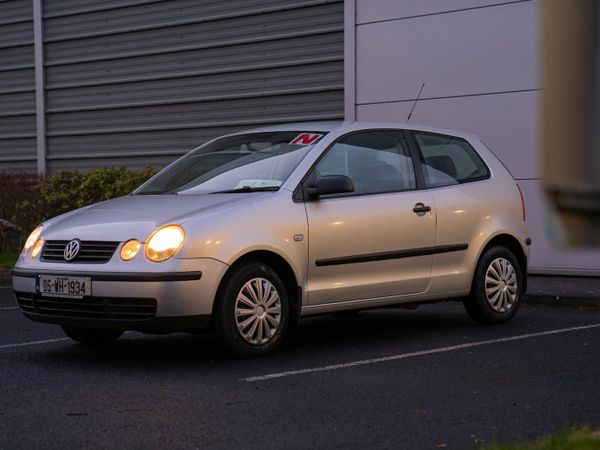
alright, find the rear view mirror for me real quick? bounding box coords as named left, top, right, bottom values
left=306, top=175, right=354, bottom=199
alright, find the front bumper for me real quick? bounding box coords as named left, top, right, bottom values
left=14, top=293, right=211, bottom=333
left=12, top=257, right=229, bottom=331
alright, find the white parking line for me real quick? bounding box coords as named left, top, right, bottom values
left=243, top=323, right=600, bottom=382
left=0, top=306, right=18, bottom=310
left=0, top=286, right=13, bottom=289
left=0, top=337, right=69, bottom=350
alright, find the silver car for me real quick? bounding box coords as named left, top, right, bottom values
left=13, top=122, right=529, bottom=357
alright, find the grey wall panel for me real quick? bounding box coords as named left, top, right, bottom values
left=0, top=90, right=35, bottom=115
left=46, top=127, right=251, bottom=160
left=0, top=0, right=342, bottom=172
left=47, top=91, right=343, bottom=136
left=44, top=3, right=342, bottom=63
left=519, top=179, right=600, bottom=275
left=356, top=0, right=518, bottom=24
left=357, top=90, right=540, bottom=180
left=0, top=20, right=33, bottom=45
left=46, top=33, right=342, bottom=88
left=351, top=0, right=600, bottom=272
left=0, top=45, right=34, bottom=69
left=48, top=154, right=182, bottom=173
left=0, top=114, right=35, bottom=135
left=46, top=61, right=343, bottom=111
left=0, top=1, right=35, bottom=173
left=356, top=0, right=537, bottom=104
left=0, top=0, right=33, bottom=24
left=44, top=0, right=178, bottom=18
left=0, top=68, right=34, bottom=91
left=0, top=160, right=37, bottom=172
left=44, top=0, right=337, bottom=40
left=0, top=137, right=37, bottom=159
left=40, top=0, right=344, bottom=169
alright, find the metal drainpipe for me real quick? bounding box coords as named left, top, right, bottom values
left=32, top=0, right=47, bottom=175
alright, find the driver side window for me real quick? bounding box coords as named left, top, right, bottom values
left=314, top=130, right=416, bottom=197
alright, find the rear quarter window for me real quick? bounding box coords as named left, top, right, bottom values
left=413, top=133, right=490, bottom=188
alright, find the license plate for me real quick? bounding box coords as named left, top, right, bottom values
left=38, top=275, right=92, bottom=298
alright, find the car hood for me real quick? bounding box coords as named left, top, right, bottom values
left=42, top=193, right=269, bottom=242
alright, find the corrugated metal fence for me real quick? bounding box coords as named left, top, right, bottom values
left=0, top=0, right=36, bottom=171
left=0, top=0, right=344, bottom=172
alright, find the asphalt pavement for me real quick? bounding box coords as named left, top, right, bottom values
left=1, top=285, right=599, bottom=449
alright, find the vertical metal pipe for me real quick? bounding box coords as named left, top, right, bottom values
left=32, top=0, right=46, bottom=175
left=344, top=0, right=356, bottom=122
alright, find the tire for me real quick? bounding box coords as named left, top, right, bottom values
left=212, top=261, right=289, bottom=358
left=463, top=246, right=523, bottom=324
left=61, top=326, right=123, bottom=345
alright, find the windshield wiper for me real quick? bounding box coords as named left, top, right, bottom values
left=134, top=190, right=178, bottom=195
left=210, top=186, right=280, bottom=194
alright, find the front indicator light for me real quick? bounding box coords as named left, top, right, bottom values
left=31, top=237, right=44, bottom=258
left=145, top=225, right=185, bottom=262
left=22, top=225, right=43, bottom=256
left=121, top=239, right=141, bottom=261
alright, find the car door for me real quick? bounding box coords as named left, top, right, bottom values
left=303, top=130, right=436, bottom=305
left=410, top=131, right=492, bottom=293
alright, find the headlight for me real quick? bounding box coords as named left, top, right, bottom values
left=120, top=239, right=141, bottom=261
left=31, top=237, right=44, bottom=258
left=145, top=225, right=185, bottom=262
left=22, top=225, right=43, bottom=256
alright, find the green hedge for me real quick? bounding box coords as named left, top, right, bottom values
left=0, top=167, right=158, bottom=252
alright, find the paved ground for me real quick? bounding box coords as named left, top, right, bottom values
left=526, top=275, right=600, bottom=306
left=1, top=285, right=599, bottom=449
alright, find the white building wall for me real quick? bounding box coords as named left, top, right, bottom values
left=347, top=0, right=600, bottom=275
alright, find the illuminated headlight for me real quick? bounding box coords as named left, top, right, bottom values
left=31, top=237, right=44, bottom=258
left=145, top=225, right=185, bottom=262
left=22, top=225, right=43, bottom=256
left=120, top=239, right=141, bottom=261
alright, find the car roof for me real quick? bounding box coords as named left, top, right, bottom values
left=238, top=121, right=481, bottom=142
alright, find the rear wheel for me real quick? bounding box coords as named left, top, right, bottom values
left=212, top=261, right=289, bottom=358
left=464, top=246, right=523, bottom=324
left=61, top=326, right=123, bottom=345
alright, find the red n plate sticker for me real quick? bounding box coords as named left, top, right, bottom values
left=290, top=133, right=324, bottom=145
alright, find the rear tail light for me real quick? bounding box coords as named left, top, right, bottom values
left=517, top=184, right=526, bottom=222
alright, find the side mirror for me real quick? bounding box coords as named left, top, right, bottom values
left=306, top=175, right=354, bottom=200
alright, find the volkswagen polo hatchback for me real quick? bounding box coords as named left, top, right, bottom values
left=13, top=122, right=529, bottom=357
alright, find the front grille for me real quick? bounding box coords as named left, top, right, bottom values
left=15, top=292, right=156, bottom=321
left=41, top=240, right=119, bottom=263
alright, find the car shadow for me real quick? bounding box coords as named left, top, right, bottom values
left=24, top=303, right=484, bottom=373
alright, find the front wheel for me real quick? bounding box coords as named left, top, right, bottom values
left=212, top=261, right=289, bottom=358
left=463, top=246, right=523, bottom=324
left=61, top=326, right=123, bottom=345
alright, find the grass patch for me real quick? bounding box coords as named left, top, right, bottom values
left=0, top=252, right=18, bottom=270
left=485, top=428, right=600, bottom=450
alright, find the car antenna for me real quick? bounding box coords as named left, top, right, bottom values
left=406, top=82, right=425, bottom=122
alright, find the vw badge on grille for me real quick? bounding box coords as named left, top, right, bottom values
left=63, top=239, right=81, bottom=261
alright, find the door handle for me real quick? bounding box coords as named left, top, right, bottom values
left=413, top=203, right=431, bottom=214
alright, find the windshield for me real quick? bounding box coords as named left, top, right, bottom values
left=134, top=131, right=326, bottom=195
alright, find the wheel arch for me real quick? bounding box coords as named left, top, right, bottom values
left=475, top=233, right=528, bottom=292
left=213, top=249, right=302, bottom=328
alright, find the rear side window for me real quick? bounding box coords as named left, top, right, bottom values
left=413, top=133, right=490, bottom=188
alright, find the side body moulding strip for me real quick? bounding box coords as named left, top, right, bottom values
left=315, top=244, right=469, bottom=267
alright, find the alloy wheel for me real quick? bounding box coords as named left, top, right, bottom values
left=484, top=257, right=518, bottom=313
left=234, top=277, right=282, bottom=345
